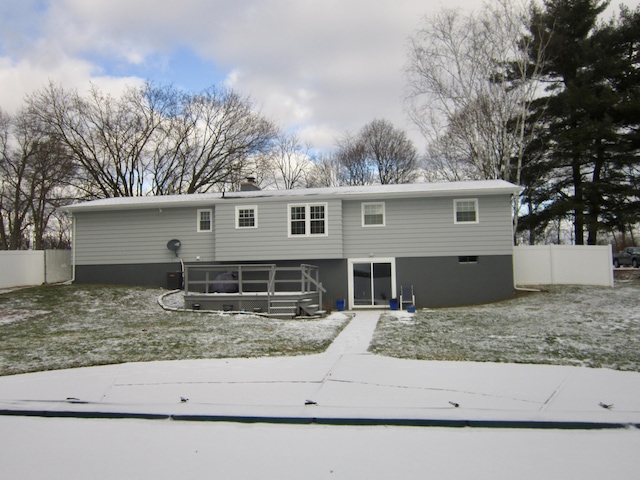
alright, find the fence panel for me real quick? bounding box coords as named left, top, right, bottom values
left=0, top=250, right=72, bottom=289
left=45, top=250, right=72, bottom=284
left=0, top=251, right=45, bottom=289
left=514, top=245, right=613, bottom=287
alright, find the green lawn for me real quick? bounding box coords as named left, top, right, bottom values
left=0, top=284, right=348, bottom=376
left=370, top=282, right=640, bottom=371
left=2, top=281, right=639, bottom=376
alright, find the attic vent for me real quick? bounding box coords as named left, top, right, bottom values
left=240, top=176, right=261, bottom=192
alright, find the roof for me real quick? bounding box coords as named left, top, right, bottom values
left=62, top=180, right=523, bottom=213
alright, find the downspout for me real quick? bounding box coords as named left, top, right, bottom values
left=70, top=214, right=76, bottom=284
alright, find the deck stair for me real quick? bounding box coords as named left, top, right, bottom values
left=268, top=299, right=298, bottom=319
left=299, top=298, right=325, bottom=317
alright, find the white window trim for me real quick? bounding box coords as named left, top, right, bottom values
left=197, top=209, right=213, bottom=232
left=347, top=257, right=397, bottom=310
left=287, top=203, right=328, bottom=237
left=361, top=202, right=385, bottom=227
left=453, top=198, right=479, bottom=224
left=235, top=205, right=258, bottom=229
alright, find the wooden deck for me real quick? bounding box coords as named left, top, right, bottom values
left=183, top=264, right=326, bottom=318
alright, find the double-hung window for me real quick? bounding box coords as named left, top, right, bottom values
left=454, top=199, right=479, bottom=224
left=362, top=202, right=385, bottom=227
left=236, top=206, right=257, bottom=229
left=288, top=203, right=327, bottom=236
left=197, top=209, right=212, bottom=232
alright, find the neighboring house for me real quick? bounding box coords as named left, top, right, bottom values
left=63, top=179, right=522, bottom=310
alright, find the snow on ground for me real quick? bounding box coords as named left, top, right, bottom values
left=0, top=285, right=349, bottom=376
left=1, top=301, right=640, bottom=479
left=0, top=309, right=50, bottom=326
left=1, top=416, right=639, bottom=480
left=2, top=282, right=639, bottom=376
left=371, top=283, right=640, bottom=371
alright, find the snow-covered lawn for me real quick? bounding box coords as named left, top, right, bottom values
left=2, top=281, right=639, bottom=376
left=0, top=285, right=348, bottom=376
left=371, top=282, right=640, bottom=371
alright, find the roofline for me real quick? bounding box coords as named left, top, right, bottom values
left=62, top=193, right=223, bottom=213
left=224, top=181, right=523, bottom=202
left=62, top=180, right=523, bottom=213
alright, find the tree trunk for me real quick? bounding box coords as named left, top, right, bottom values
left=572, top=157, right=585, bottom=245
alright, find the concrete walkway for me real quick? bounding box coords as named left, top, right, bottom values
left=1, top=310, right=639, bottom=428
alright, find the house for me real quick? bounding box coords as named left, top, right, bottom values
left=63, top=179, right=522, bottom=311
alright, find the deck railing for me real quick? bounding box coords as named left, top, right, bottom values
left=184, top=263, right=326, bottom=310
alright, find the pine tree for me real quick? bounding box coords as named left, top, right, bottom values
left=524, top=0, right=610, bottom=244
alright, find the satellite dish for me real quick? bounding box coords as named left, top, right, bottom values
left=167, top=239, right=181, bottom=257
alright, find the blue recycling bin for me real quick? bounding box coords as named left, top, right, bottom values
left=336, top=299, right=345, bottom=311
left=389, top=298, right=399, bottom=310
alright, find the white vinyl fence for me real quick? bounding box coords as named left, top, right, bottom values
left=0, top=250, right=72, bottom=289
left=513, top=245, right=614, bottom=287
left=1, top=247, right=615, bottom=289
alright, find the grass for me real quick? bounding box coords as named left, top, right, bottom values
left=370, top=281, right=640, bottom=372
left=2, top=280, right=639, bottom=376
left=0, top=284, right=348, bottom=377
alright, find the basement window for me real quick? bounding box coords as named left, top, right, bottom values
left=458, top=256, right=478, bottom=264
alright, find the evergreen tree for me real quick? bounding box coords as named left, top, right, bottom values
left=594, top=6, right=640, bottom=239
left=525, top=0, right=608, bottom=244
left=521, top=0, right=640, bottom=244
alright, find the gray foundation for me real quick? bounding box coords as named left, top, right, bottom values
left=74, top=255, right=514, bottom=309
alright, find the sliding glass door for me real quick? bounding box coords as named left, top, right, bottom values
left=348, top=258, right=396, bottom=308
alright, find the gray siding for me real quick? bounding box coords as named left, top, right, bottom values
left=214, top=199, right=344, bottom=261
left=74, top=207, right=215, bottom=265
left=343, top=195, right=513, bottom=258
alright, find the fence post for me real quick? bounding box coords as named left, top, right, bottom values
left=550, top=245, right=557, bottom=284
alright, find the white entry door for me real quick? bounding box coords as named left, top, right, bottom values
left=348, top=258, right=396, bottom=309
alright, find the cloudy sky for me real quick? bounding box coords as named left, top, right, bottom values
left=0, top=0, right=637, bottom=154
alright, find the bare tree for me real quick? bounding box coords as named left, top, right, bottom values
left=0, top=108, right=75, bottom=249
left=152, top=87, right=278, bottom=194
left=257, top=132, right=315, bottom=190
left=27, top=82, right=176, bottom=198
left=27, top=82, right=277, bottom=197
left=27, top=138, right=75, bottom=249
left=0, top=108, right=27, bottom=249
left=334, top=120, right=418, bottom=185
left=334, top=132, right=374, bottom=186
left=306, top=154, right=343, bottom=188
left=406, top=0, right=545, bottom=187
left=360, top=119, right=418, bottom=184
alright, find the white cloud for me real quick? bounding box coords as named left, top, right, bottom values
left=0, top=39, right=140, bottom=113
left=3, top=0, right=633, bottom=151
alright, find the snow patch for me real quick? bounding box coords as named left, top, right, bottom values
left=0, top=309, right=50, bottom=325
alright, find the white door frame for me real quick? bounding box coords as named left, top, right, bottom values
left=347, top=257, right=396, bottom=309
